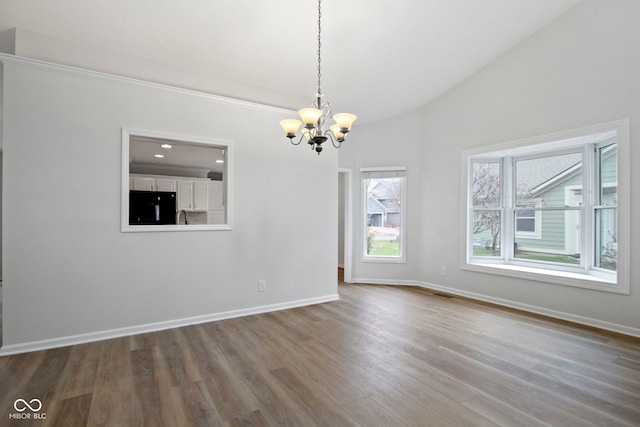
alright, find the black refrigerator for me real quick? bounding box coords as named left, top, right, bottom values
left=129, top=191, right=176, bottom=225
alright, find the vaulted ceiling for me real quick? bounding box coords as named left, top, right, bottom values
left=0, top=0, right=584, bottom=124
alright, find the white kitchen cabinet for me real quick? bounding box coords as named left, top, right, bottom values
left=207, top=180, right=224, bottom=210
left=130, top=175, right=176, bottom=192
left=130, top=174, right=209, bottom=212
left=131, top=176, right=155, bottom=191
left=156, top=178, right=177, bottom=192
left=193, top=181, right=208, bottom=211
left=177, top=180, right=192, bottom=210
left=177, top=179, right=208, bottom=211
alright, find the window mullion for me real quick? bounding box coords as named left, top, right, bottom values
left=583, top=144, right=595, bottom=273
left=467, top=158, right=475, bottom=261
left=503, top=157, right=513, bottom=262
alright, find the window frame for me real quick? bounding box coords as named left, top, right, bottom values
left=121, top=128, right=234, bottom=232
left=508, top=147, right=585, bottom=272
left=361, top=167, right=407, bottom=263
left=593, top=142, right=619, bottom=273
left=461, top=120, right=629, bottom=294
left=470, top=159, right=503, bottom=259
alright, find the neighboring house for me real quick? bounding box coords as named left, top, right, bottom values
left=366, top=195, right=387, bottom=227
left=366, top=179, right=401, bottom=228
left=517, top=170, right=582, bottom=255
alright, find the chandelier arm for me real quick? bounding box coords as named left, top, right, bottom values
left=324, top=129, right=343, bottom=149
left=316, top=103, right=330, bottom=135
left=289, top=133, right=307, bottom=146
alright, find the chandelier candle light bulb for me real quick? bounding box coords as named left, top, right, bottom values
left=278, top=0, right=357, bottom=155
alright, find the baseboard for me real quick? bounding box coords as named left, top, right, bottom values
left=0, top=294, right=340, bottom=356
left=350, top=277, right=640, bottom=338
left=350, top=277, right=418, bottom=287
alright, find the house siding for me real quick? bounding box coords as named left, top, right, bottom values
left=516, top=173, right=582, bottom=254
left=516, top=145, right=617, bottom=255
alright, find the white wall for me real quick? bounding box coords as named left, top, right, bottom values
left=341, top=0, right=640, bottom=335
left=339, top=109, right=423, bottom=283
left=1, top=56, right=338, bottom=353
left=337, top=172, right=345, bottom=267
left=0, top=63, right=3, bottom=279
left=0, top=151, right=3, bottom=279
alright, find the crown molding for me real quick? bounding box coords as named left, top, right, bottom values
left=0, top=53, right=296, bottom=115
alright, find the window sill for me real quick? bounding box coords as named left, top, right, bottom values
left=462, top=262, right=627, bottom=294
left=122, top=224, right=232, bottom=232
left=362, top=256, right=406, bottom=264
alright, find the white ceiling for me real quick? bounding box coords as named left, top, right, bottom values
left=0, top=0, right=584, bottom=124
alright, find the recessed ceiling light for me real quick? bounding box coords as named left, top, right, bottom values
left=154, top=154, right=164, bottom=158
left=160, top=144, right=172, bottom=149
left=216, top=159, right=224, bottom=163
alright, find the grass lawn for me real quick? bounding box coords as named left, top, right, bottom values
left=473, top=248, right=500, bottom=257
left=473, top=247, right=580, bottom=265
left=515, top=251, right=580, bottom=265
left=368, top=240, right=400, bottom=256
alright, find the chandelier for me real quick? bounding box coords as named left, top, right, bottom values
left=279, top=0, right=357, bottom=155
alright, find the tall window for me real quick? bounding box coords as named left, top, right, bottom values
left=471, top=161, right=502, bottom=257
left=362, top=167, right=406, bottom=263
left=595, top=143, right=618, bottom=271
left=464, top=121, right=629, bottom=294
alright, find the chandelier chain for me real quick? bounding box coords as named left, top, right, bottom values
left=317, top=0, right=322, bottom=97
left=279, top=0, right=355, bottom=154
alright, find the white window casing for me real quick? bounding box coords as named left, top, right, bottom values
left=361, top=167, right=407, bottom=263
left=461, top=120, right=629, bottom=294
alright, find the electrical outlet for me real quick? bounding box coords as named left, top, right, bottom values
left=440, top=266, right=447, bottom=276
left=258, top=280, right=267, bottom=292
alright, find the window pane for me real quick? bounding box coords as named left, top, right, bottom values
left=599, top=144, right=617, bottom=206
left=472, top=162, right=500, bottom=208
left=514, top=209, right=580, bottom=265
left=472, top=210, right=501, bottom=256
left=516, top=218, right=535, bottom=232
left=595, top=207, right=617, bottom=271
left=515, top=152, right=582, bottom=207
left=366, top=177, right=402, bottom=257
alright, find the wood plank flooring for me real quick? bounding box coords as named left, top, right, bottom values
left=1, top=278, right=640, bottom=426
left=0, top=282, right=3, bottom=345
